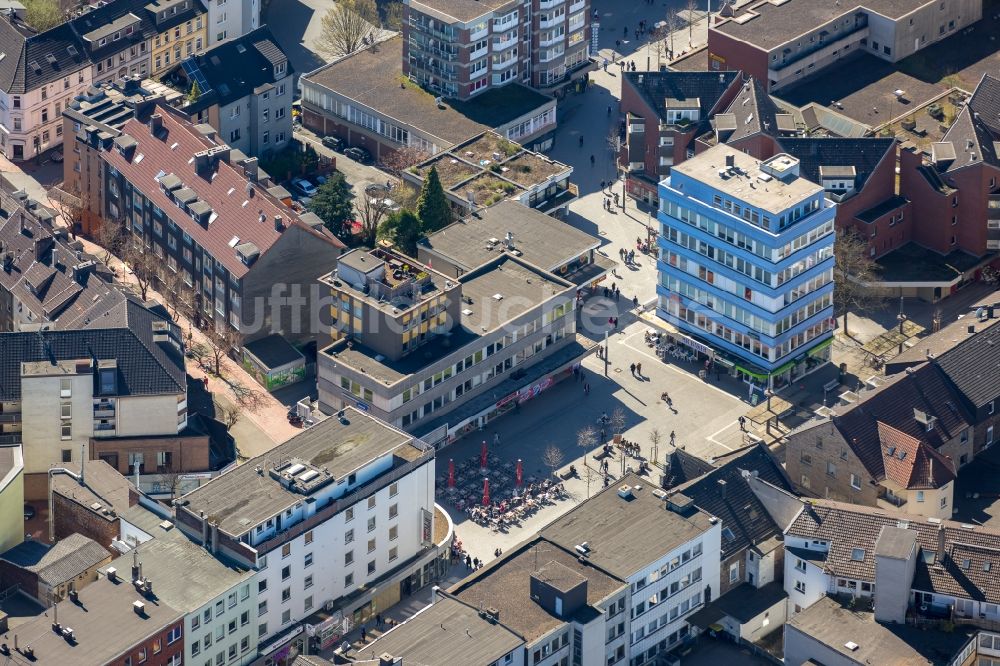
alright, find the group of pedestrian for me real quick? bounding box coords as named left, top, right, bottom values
left=660, top=391, right=674, bottom=409
left=618, top=60, right=637, bottom=72
left=604, top=282, right=621, bottom=301
left=493, top=548, right=503, bottom=558
left=620, top=247, right=636, bottom=265
left=464, top=554, right=484, bottom=571
left=629, top=361, right=643, bottom=378
left=607, top=316, right=619, bottom=329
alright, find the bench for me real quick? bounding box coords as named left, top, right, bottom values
left=823, top=380, right=840, bottom=393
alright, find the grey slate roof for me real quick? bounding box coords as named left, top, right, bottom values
left=777, top=137, right=896, bottom=194
left=934, top=322, right=1000, bottom=407
left=624, top=70, right=740, bottom=132
left=0, top=296, right=186, bottom=401
left=173, top=26, right=291, bottom=111
left=667, top=443, right=792, bottom=560
left=0, top=533, right=110, bottom=587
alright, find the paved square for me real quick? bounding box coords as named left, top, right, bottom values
left=441, top=318, right=750, bottom=564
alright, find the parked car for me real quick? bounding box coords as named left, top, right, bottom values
left=291, top=178, right=317, bottom=197
left=321, top=136, right=344, bottom=152
left=344, top=146, right=372, bottom=164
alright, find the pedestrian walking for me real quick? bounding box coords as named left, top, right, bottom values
left=465, top=554, right=472, bottom=569
left=633, top=295, right=639, bottom=308
left=636, top=362, right=642, bottom=376
left=601, top=180, right=606, bottom=190
left=376, top=614, right=383, bottom=629
left=608, top=316, right=614, bottom=327
left=631, top=61, right=636, bottom=72
left=584, top=382, right=591, bottom=395
left=670, top=430, right=676, bottom=445
left=590, top=154, right=595, bottom=166
left=613, top=317, right=619, bottom=329
left=607, top=105, right=612, bottom=116
left=739, top=416, right=746, bottom=432
left=630, top=362, right=636, bottom=376
left=603, top=58, right=608, bottom=72
left=610, top=281, right=616, bottom=293
left=494, top=432, right=500, bottom=446
left=361, top=626, right=367, bottom=643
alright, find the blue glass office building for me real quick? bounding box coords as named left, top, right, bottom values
left=656, top=146, right=836, bottom=389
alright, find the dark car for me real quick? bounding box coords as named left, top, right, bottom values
left=321, top=136, right=344, bottom=152
left=344, top=146, right=372, bottom=164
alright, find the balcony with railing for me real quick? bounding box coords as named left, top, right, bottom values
left=568, top=0, right=585, bottom=15
left=0, top=433, right=21, bottom=445
left=408, top=56, right=458, bottom=81
left=408, top=17, right=458, bottom=43
left=539, top=0, right=564, bottom=9
left=408, top=38, right=459, bottom=62
left=539, top=12, right=564, bottom=29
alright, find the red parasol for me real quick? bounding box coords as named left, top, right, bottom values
left=482, top=477, right=491, bottom=506
left=515, top=459, right=523, bottom=487
left=448, top=459, right=455, bottom=489
left=481, top=440, right=488, bottom=469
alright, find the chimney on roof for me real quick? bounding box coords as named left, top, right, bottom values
left=149, top=113, right=163, bottom=137
left=200, top=510, right=209, bottom=546
left=717, top=478, right=727, bottom=498
left=725, top=154, right=735, bottom=169
left=194, top=150, right=212, bottom=175
left=243, top=157, right=259, bottom=183
left=274, top=215, right=284, bottom=232
left=936, top=523, right=946, bottom=564
left=210, top=522, right=219, bottom=554
left=379, top=655, right=398, bottom=666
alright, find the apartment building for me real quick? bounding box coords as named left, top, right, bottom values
left=63, top=77, right=181, bottom=237
left=900, top=73, right=1000, bottom=259
left=0, top=189, right=122, bottom=332
left=418, top=200, right=613, bottom=286
left=0, top=0, right=213, bottom=162
left=619, top=71, right=743, bottom=206
left=0, top=297, right=188, bottom=498
left=402, top=0, right=589, bottom=100
left=657, top=146, right=836, bottom=389
left=173, top=408, right=451, bottom=664
left=316, top=248, right=580, bottom=444
left=207, top=0, right=260, bottom=45
left=708, top=0, right=982, bottom=91
left=101, top=107, right=345, bottom=343
left=300, top=34, right=558, bottom=159
left=402, top=133, right=576, bottom=216
left=540, top=476, right=721, bottom=666
left=1, top=570, right=184, bottom=665
left=146, top=0, right=209, bottom=76
left=167, top=26, right=293, bottom=158
left=780, top=497, right=1000, bottom=628
left=113, top=501, right=258, bottom=666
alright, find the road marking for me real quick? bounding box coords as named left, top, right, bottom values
left=707, top=423, right=738, bottom=451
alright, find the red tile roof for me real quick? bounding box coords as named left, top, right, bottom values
left=877, top=422, right=956, bottom=491
left=103, top=110, right=343, bottom=278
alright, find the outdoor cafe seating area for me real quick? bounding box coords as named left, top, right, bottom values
left=434, top=442, right=568, bottom=532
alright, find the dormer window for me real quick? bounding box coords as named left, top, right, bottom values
left=275, top=62, right=286, bottom=77
left=99, top=367, right=117, bottom=395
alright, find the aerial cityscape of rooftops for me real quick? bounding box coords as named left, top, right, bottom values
left=1, top=0, right=1000, bottom=663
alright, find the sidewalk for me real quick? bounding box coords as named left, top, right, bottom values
left=54, top=218, right=301, bottom=455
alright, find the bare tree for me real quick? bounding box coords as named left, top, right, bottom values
left=648, top=428, right=663, bottom=467
left=315, top=0, right=378, bottom=59
left=93, top=215, right=127, bottom=265
left=664, top=6, right=681, bottom=60
left=187, top=341, right=210, bottom=370
left=204, top=326, right=243, bottom=377
left=53, top=190, right=85, bottom=236
left=150, top=472, right=184, bottom=504
left=160, top=269, right=198, bottom=324
left=221, top=405, right=241, bottom=430
left=356, top=193, right=393, bottom=248
left=542, top=444, right=565, bottom=480
left=120, top=239, right=159, bottom=301
left=577, top=425, right=598, bottom=458
left=685, top=0, right=698, bottom=45
left=610, top=407, right=627, bottom=436
left=834, top=228, right=883, bottom=336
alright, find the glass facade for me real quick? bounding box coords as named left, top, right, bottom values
left=656, top=152, right=836, bottom=387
